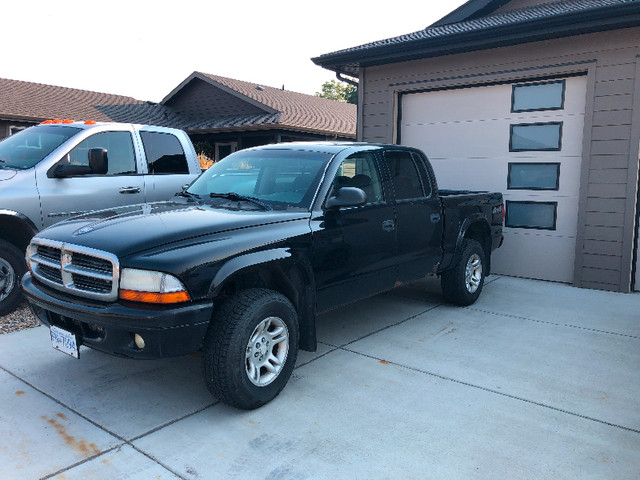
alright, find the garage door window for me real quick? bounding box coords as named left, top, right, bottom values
left=510, top=122, right=562, bottom=152
left=512, top=80, right=565, bottom=112
left=505, top=201, right=557, bottom=230
left=508, top=163, right=560, bottom=190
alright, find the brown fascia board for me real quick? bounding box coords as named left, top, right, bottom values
left=185, top=123, right=355, bottom=138
left=161, top=72, right=278, bottom=115
left=314, top=4, right=640, bottom=74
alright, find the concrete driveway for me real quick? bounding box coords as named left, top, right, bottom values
left=1, top=276, right=638, bottom=479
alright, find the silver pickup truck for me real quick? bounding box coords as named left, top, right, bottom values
left=0, top=120, right=201, bottom=315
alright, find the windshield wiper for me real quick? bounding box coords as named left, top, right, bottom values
left=209, top=192, right=272, bottom=211
left=175, top=190, right=202, bottom=203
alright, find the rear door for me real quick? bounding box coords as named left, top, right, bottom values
left=139, top=130, right=197, bottom=201
left=380, top=149, right=443, bottom=282
left=313, top=151, right=397, bottom=311
left=38, top=130, right=144, bottom=228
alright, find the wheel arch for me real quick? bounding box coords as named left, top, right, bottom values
left=457, top=216, right=492, bottom=275
left=0, top=211, right=38, bottom=253
left=208, top=249, right=318, bottom=352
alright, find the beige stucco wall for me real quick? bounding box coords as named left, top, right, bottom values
left=359, top=27, right=640, bottom=292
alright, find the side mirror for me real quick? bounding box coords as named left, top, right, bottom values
left=325, top=187, right=367, bottom=209
left=49, top=148, right=109, bottom=178
left=88, top=148, right=108, bottom=174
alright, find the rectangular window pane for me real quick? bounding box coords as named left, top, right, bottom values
left=508, top=163, right=560, bottom=190
left=512, top=80, right=565, bottom=112
left=506, top=201, right=557, bottom=230
left=510, top=123, right=562, bottom=151
left=384, top=150, right=425, bottom=200
left=141, top=131, right=188, bottom=174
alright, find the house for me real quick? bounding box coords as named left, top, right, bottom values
left=313, top=0, right=640, bottom=293
left=0, top=73, right=356, bottom=161
left=162, top=72, right=356, bottom=160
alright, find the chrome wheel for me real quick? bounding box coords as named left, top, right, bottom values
left=0, top=257, right=15, bottom=303
left=245, top=316, right=289, bottom=387
left=465, top=253, right=482, bottom=294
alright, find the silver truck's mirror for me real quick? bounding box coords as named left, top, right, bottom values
left=88, top=148, right=108, bottom=174
left=325, top=187, right=367, bottom=209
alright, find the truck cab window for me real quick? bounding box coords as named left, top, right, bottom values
left=332, top=152, right=383, bottom=203
left=383, top=151, right=425, bottom=200
left=141, top=131, right=188, bottom=174
left=67, top=131, right=136, bottom=175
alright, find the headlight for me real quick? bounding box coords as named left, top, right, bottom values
left=25, top=244, right=37, bottom=273
left=119, top=268, right=191, bottom=304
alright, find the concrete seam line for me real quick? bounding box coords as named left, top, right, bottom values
left=469, top=307, right=640, bottom=339
left=0, top=365, right=212, bottom=480
left=340, top=350, right=640, bottom=435
left=39, top=444, right=124, bottom=480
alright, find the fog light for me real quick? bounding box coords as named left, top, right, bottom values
left=134, top=334, right=145, bottom=350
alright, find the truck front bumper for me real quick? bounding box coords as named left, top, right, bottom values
left=22, top=274, right=213, bottom=359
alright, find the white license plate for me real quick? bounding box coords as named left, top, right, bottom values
left=50, top=325, right=79, bottom=359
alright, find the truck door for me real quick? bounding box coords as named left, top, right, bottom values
left=381, top=150, right=443, bottom=282
left=139, top=131, right=195, bottom=201
left=38, top=131, right=144, bottom=228
left=313, top=152, right=396, bottom=311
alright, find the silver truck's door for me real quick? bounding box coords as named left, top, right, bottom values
left=138, top=129, right=198, bottom=202
left=37, top=131, right=144, bottom=228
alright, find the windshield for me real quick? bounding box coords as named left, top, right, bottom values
left=0, top=125, right=81, bottom=169
left=187, top=148, right=333, bottom=210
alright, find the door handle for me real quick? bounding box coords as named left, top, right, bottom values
left=382, top=219, right=395, bottom=232
left=119, top=186, right=141, bottom=194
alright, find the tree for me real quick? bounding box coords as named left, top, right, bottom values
left=316, top=79, right=358, bottom=104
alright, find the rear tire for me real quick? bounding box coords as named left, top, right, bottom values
left=202, top=288, right=299, bottom=410
left=0, top=240, right=26, bottom=316
left=441, top=239, right=486, bottom=306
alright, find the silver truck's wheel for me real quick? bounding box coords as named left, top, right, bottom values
left=0, top=240, right=26, bottom=316
left=202, top=288, right=299, bottom=410
left=441, top=239, right=486, bottom=306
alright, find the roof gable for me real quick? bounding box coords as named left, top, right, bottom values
left=431, top=0, right=510, bottom=26
left=163, top=71, right=356, bottom=137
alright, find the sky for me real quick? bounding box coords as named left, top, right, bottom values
left=3, top=0, right=468, bottom=103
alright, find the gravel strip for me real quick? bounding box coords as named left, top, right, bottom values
left=0, top=303, right=40, bottom=334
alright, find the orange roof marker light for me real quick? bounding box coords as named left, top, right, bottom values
left=84, top=120, right=96, bottom=125
left=62, top=119, right=74, bottom=124
left=40, top=120, right=53, bottom=124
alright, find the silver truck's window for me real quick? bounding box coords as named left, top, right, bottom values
left=67, top=131, right=136, bottom=175
left=140, top=132, right=188, bottom=174
left=0, top=125, right=81, bottom=169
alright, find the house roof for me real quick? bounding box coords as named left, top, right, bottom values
left=0, top=74, right=356, bottom=138
left=162, top=72, right=356, bottom=137
left=313, top=0, right=640, bottom=76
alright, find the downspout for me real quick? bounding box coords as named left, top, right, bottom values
left=336, top=72, right=358, bottom=87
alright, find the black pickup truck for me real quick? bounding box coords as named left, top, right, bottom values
left=23, top=142, right=503, bottom=409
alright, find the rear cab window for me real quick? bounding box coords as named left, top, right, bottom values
left=140, top=131, right=188, bottom=174
left=382, top=150, right=428, bottom=200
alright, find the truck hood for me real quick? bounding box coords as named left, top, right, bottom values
left=35, top=201, right=311, bottom=258
left=0, top=169, right=17, bottom=181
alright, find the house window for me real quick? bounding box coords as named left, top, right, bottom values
left=215, top=142, right=238, bottom=161
left=9, top=126, right=26, bottom=136
left=510, top=122, right=562, bottom=152
left=507, top=163, right=560, bottom=190
left=512, top=80, right=565, bottom=112
left=505, top=201, right=557, bottom=230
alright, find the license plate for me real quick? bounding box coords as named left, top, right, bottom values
left=50, top=325, right=79, bottom=359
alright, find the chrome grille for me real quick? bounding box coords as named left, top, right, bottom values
left=28, top=238, right=120, bottom=301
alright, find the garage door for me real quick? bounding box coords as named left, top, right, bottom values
left=399, top=76, right=587, bottom=283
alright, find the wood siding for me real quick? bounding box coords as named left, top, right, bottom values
left=359, top=27, right=640, bottom=292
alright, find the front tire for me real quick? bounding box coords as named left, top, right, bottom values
left=441, top=239, right=486, bottom=306
left=0, top=240, right=27, bottom=316
left=202, top=288, right=299, bottom=410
